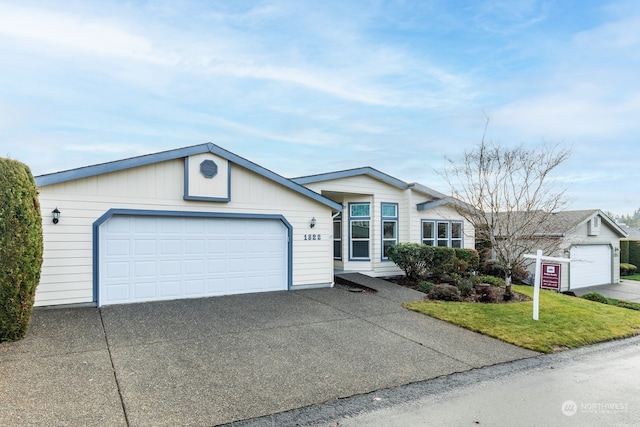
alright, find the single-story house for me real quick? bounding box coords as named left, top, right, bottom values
left=293, top=167, right=475, bottom=277
left=528, top=209, right=627, bottom=290
left=34, top=143, right=473, bottom=307
left=35, top=143, right=341, bottom=307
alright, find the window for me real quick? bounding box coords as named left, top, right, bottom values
left=349, top=203, right=370, bottom=260
left=422, top=220, right=464, bottom=248
left=333, top=214, right=342, bottom=260
left=381, top=203, right=398, bottom=260
left=451, top=221, right=462, bottom=248
left=422, top=221, right=435, bottom=246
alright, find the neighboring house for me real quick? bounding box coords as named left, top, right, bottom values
left=293, top=167, right=475, bottom=277
left=527, top=210, right=627, bottom=290
left=35, top=143, right=341, bottom=307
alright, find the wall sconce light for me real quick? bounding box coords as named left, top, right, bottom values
left=310, top=217, right=316, bottom=228
left=52, top=207, right=61, bottom=224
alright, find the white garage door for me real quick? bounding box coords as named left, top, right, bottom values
left=99, top=215, right=288, bottom=306
left=570, top=245, right=612, bottom=289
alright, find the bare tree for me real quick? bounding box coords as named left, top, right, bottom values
left=443, top=124, right=571, bottom=299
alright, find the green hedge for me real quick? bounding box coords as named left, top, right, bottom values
left=621, top=240, right=630, bottom=264
left=620, top=263, right=637, bottom=276
left=0, top=158, right=43, bottom=342
left=629, top=240, right=640, bottom=270
left=387, top=243, right=479, bottom=282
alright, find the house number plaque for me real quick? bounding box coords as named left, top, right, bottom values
left=303, top=234, right=321, bottom=240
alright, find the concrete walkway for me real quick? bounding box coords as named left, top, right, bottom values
left=572, top=279, right=640, bottom=302
left=0, top=275, right=537, bottom=426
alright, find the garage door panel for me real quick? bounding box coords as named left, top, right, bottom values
left=160, top=239, right=181, bottom=255
left=134, top=240, right=156, bottom=255
left=134, top=282, right=156, bottom=299
left=100, top=215, right=288, bottom=305
left=160, top=280, right=181, bottom=297
left=134, top=261, right=156, bottom=278
left=161, top=260, right=181, bottom=276
left=106, top=261, right=129, bottom=278
left=185, top=279, right=204, bottom=295
left=134, top=219, right=157, bottom=233
left=570, top=245, right=611, bottom=289
left=106, top=239, right=129, bottom=256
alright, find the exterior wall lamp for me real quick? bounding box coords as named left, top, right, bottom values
left=52, top=207, right=61, bottom=224
left=310, top=217, right=316, bottom=228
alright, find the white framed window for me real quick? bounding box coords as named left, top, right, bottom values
left=381, top=203, right=398, bottom=260
left=333, top=214, right=342, bottom=260
left=349, top=203, right=370, bottom=260
left=422, top=220, right=435, bottom=246
left=422, top=220, right=464, bottom=248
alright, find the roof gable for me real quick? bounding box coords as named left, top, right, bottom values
left=35, top=143, right=342, bottom=211
left=292, top=167, right=408, bottom=190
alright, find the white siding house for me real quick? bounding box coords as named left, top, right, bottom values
left=293, top=168, right=475, bottom=277
left=35, top=144, right=341, bottom=307
left=526, top=210, right=627, bottom=290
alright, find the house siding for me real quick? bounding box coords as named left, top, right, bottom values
left=37, top=157, right=334, bottom=306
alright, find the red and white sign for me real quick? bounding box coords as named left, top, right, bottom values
left=540, top=263, right=561, bottom=291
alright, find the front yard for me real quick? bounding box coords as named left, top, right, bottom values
left=404, top=285, right=640, bottom=353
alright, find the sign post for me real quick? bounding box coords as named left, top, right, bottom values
left=523, top=250, right=571, bottom=321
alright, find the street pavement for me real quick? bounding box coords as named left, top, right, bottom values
left=230, top=335, right=640, bottom=426
left=0, top=275, right=536, bottom=426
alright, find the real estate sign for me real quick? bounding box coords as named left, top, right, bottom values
left=540, top=263, right=561, bottom=291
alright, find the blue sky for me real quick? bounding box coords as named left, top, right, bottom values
left=1, top=0, right=639, bottom=216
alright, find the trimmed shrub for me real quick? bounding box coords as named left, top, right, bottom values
left=473, top=275, right=505, bottom=287
left=621, top=240, right=630, bottom=264
left=431, top=246, right=455, bottom=279
left=457, top=278, right=474, bottom=298
left=0, top=158, right=43, bottom=342
left=620, top=263, right=637, bottom=276
left=428, top=284, right=462, bottom=302
left=581, top=292, right=609, bottom=305
left=387, top=243, right=432, bottom=282
left=416, top=281, right=435, bottom=293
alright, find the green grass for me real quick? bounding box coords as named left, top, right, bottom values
left=622, top=274, right=640, bottom=281
left=403, top=285, right=640, bottom=353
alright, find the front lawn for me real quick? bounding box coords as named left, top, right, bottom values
left=622, top=274, right=640, bottom=281
left=403, top=285, right=640, bottom=353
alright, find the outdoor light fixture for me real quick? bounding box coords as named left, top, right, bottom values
left=310, top=217, right=316, bottom=228
left=52, top=207, right=61, bottom=224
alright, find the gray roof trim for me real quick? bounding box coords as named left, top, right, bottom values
left=407, top=182, right=448, bottom=199
left=416, top=199, right=450, bottom=211
left=292, top=167, right=409, bottom=190
left=35, top=143, right=342, bottom=211
left=416, top=197, right=479, bottom=214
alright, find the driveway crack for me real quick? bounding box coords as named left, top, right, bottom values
left=99, top=308, right=130, bottom=427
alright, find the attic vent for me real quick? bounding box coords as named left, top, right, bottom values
left=588, top=217, right=601, bottom=236
left=200, top=160, right=218, bottom=178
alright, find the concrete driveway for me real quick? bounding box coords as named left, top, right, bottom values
left=0, top=276, right=537, bottom=426
left=572, top=279, right=640, bottom=302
